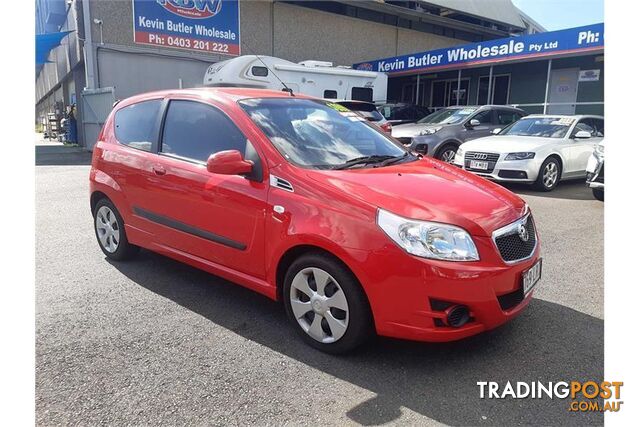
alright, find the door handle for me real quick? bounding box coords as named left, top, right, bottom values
left=152, top=164, right=166, bottom=176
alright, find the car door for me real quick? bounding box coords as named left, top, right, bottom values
left=104, top=98, right=166, bottom=234
left=135, top=97, right=269, bottom=279
left=462, top=109, right=494, bottom=141
left=565, top=119, right=600, bottom=176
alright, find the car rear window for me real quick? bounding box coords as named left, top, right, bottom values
left=114, top=99, right=162, bottom=152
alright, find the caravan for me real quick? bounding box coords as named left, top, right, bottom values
left=203, top=55, right=388, bottom=103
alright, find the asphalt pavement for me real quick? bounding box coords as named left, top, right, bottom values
left=36, top=150, right=604, bottom=426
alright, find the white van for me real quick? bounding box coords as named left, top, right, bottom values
left=203, top=55, right=387, bottom=103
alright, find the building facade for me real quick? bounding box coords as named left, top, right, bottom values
left=36, top=1, right=601, bottom=149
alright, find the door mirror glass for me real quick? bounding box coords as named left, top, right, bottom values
left=491, top=128, right=502, bottom=135
left=207, top=150, right=253, bottom=176
left=574, top=130, right=592, bottom=139
left=467, top=119, right=480, bottom=128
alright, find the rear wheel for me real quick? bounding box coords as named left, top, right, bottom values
left=283, top=253, right=372, bottom=354
left=534, top=157, right=560, bottom=191
left=93, top=198, right=139, bottom=261
left=592, top=188, right=604, bottom=201
left=437, top=144, right=458, bottom=163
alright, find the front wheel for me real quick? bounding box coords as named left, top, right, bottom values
left=534, top=157, right=560, bottom=191
left=283, top=253, right=372, bottom=354
left=437, top=144, right=458, bottom=163
left=592, top=187, right=604, bottom=201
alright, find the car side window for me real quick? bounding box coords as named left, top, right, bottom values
left=572, top=120, right=596, bottom=137
left=591, top=118, right=605, bottom=137
left=161, top=100, right=249, bottom=163
left=471, top=110, right=492, bottom=124
left=114, top=99, right=162, bottom=152
left=497, top=110, right=520, bottom=126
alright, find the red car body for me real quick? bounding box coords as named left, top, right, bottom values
left=90, top=88, right=540, bottom=344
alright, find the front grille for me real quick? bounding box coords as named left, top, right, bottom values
left=396, top=137, right=412, bottom=146
left=464, top=152, right=500, bottom=173
left=494, top=215, right=537, bottom=263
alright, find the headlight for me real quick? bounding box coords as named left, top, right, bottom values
left=454, top=148, right=463, bottom=163
left=505, top=152, right=536, bottom=160
left=596, top=144, right=604, bottom=155
left=377, top=209, right=479, bottom=261
left=419, top=126, right=442, bottom=136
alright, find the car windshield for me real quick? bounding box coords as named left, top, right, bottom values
left=417, top=107, right=477, bottom=125
left=500, top=117, right=574, bottom=138
left=337, top=101, right=384, bottom=122
left=239, top=98, right=407, bottom=169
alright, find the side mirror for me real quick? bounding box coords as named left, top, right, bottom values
left=466, top=119, right=480, bottom=128
left=491, top=128, right=502, bottom=135
left=206, top=150, right=253, bottom=176
left=574, top=130, right=592, bottom=139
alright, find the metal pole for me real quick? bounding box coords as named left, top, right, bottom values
left=82, top=0, right=97, bottom=89
left=543, top=59, right=552, bottom=114
left=415, top=74, right=421, bottom=105
left=456, top=69, right=462, bottom=106
left=487, top=65, right=493, bottom=104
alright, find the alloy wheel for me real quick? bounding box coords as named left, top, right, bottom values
left=289, top=267, right=349, bottom=343
left=95, top=206, right=120, bottom=253
left=543, top=162, right=558, bottom=188
left=440, top=149, right=456, bottom=163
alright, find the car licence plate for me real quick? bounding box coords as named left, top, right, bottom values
left=522, top=259, right=542, bottom=296
left=469, top=160, right=489, bottom=170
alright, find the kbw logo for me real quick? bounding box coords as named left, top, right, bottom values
left=157, top=0, right=223, bottom=19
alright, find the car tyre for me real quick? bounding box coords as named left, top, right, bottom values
left=283, top=252, right=373, bottom=354
left=436, top=143, right=458, bottom=163
left=93, top=198, right=139, bottom=261
left=592, top=188, right=604, bottom=201
left=534, top=157, right=561, bottom=191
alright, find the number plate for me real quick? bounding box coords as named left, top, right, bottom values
left=522, top=259, right=542, bottom=296
left=470, top=160, right=489, bottom=170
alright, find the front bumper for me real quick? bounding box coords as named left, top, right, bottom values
left=453, top=152, right=542, bottom=183
left=394, top=135, right=441, bottom=157
left=586, top=153, right=604, bottom=189
left=359, top=231, right=541, bottom=343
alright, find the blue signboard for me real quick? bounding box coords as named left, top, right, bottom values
left=354, top=23, right=604, bottom=75
left=132, top=0, right=240, bottom=56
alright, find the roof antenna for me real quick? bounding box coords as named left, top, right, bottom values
left=240, top=39, right=294, bottom=96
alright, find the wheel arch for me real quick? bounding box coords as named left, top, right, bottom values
left=435, top=139, right=462, bottom=157
left=274, top=244, right=369, bottom=307
left=545, top=153, right=564, bottom=178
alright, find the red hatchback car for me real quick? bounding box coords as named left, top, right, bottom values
left=90, top=88, right=542, bottom=353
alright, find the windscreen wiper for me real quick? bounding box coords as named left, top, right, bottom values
left=333, top=155, right=398, bottom=170
left=376, top=152, right=410, bottom=167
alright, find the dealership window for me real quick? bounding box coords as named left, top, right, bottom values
left=478, top=74, right=511, bottom=105
left=351, top=87, right=373, bottom=102
left=161, top=100, right=248, bottom=163
left=114, top=99, right=162, bottom=152
left=430, top=78, right=471, bottom=109
left=323, top=90, right=338, bottom=99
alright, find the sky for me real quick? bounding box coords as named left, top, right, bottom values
left=512, top=0, right=604, bottom=31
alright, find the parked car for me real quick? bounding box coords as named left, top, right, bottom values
left=586, top=140, right=604, bottom=201
left=391, top=105, right=526, bottom=162
left=453, top=115, right=604, bottom=191
left=377, top=103, right=431, bottom=125
left=334, top=100, right=392, bottom=134
left=90, top=88, right=541, bottom=353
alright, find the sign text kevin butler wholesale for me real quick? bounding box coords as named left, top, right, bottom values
left=133, top=0, right=240, bottom=56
